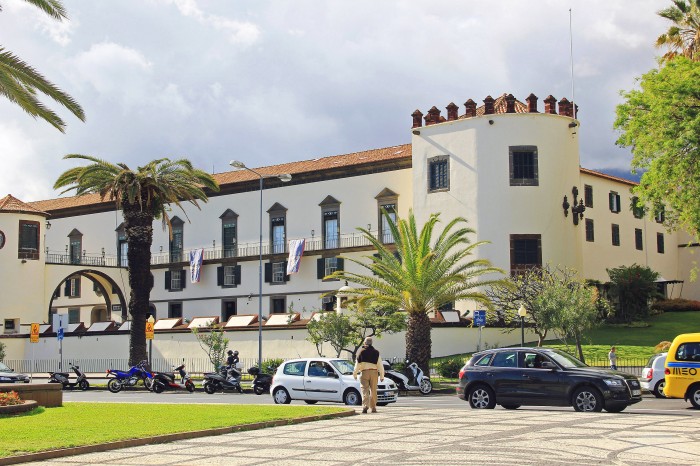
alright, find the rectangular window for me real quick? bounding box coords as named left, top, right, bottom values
left=3, top=319, right=17, bottom=334
left=584, top=185, right=593, bottom=208
left=324, top=257, right=338, bottom=276
left=118, top=239, right=128, bottom=267
left=168, top=302, right=182, bottom=319
left=510, top=234, right=542, bottom=274
left=170, top=228, right=183, bottom=262
left=632, top=197, right=645, bottom=219
left=585, top=219, right=595, bottom=242
left=166, top=270, right=186, bottom=291
left=68, top=308, right=80, bottom=324
left=271, top=217, right=285, bottom=254
left=657, top=233, right=665, bottom=254
left=64, top=277, right=81, bottom=298
left=272, top=261, right=285, bottom=283
left=380, top=203, right=396, bottom=244
left=223, top=221, right=237, bottom=258
left=223, top=265, right=237, bottom=286
left=635, top=228, right=643, bottom=250
left=609, top=192, right=621, bottom=213
left=324, top=211, right=339, bottom=249
left=428, top=156, right=449, bottom=192
left=271, top=297, right=286, bottom=314
left=221, top=300, right=236, bottom=321
left=18, top=220, right=39, bottom=260
left=655, top=207, right=665, bottom=224
left=509, top=146, right=539, bottom=186
left=69, top=239, right=82, bottom=264
left=611, top=224, right=620, bottom=246
left=322, top=295, right=336, bottom=312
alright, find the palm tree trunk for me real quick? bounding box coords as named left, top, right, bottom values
left=406, top=311, right=432, bottom=377
left=124, top=203, right=154, bottom=366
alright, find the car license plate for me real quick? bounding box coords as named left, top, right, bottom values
left=632, top=389, right=641, bottom=396
left=385, top=391, right=395, bottom=397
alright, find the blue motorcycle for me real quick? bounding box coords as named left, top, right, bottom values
left=106, top=360, right=154, bottom=393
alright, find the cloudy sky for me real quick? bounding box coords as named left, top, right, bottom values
left=0, top=0, right=670, bottom=202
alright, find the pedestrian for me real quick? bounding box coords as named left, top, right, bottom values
left=353, top=336, right=385, bottom=414
left=608, top=346, right=617, bottom=370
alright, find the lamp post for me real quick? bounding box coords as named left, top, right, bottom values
left=517, top=305, right=527, bottom=346
left=229, top=160, right=292, bottom=368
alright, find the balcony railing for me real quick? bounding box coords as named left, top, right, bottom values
left=46, top=252, right=119, bottom=267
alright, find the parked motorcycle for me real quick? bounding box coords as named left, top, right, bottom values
left=48, top=363, right=90, bottom=390
left=203, top=363, right=243, bottom=394
left=106, top=360, right=154, bottom=393
left=248, top=366, right=272, bottom=395
left=382, top=359, right=433, bottom=394
left=152, top=363, right=195, bottom=393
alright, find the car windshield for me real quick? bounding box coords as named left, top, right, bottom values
left=546, top=349, right=588, bottom=368
left=0, top=362, right=11, bottom=372
left=331, top=359, right=354, bottom=375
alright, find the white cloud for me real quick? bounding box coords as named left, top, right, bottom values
left=4, top=0, right=76, bottom=46
left=162, top=0, right=261, bottom=45
left=0, top=122, right=54, bottom=201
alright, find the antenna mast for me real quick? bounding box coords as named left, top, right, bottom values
left=569, top=8, right=577, bottom=120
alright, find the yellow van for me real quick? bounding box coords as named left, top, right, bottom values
left=664, top=333, right=700, bottom=409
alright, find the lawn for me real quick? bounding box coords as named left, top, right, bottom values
left=0, top=403, right=347, bottom=458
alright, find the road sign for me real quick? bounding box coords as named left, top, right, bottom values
left=57, top=327, right=64, bottom=341
left=473, top=310, right=486, bottom=327
left=30, top=323, right=40, bottom=343
left=145, top=321, right=154, bottom=340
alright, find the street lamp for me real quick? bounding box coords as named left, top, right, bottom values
left=518, top=305, right=527, bottom=346
left=229, top=160, right=292, bottom=369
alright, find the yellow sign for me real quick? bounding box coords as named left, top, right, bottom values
left=145, top=321, right=154, bottom=340
left=30, top=323, right=40, bottom=343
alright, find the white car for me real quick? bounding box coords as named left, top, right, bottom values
left=640, top=352, right=667, bottom=398
left=271, top=357, right=399, bottom=406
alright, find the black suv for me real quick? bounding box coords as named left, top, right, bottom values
left=457, top=347, right=642, bottom=413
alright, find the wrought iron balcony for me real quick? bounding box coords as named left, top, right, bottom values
left=45, top=252, right=120, bottom=267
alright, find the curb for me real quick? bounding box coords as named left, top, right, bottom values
left=0, top=409, right=355, bottom=466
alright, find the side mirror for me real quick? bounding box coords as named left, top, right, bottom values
left=541, top=361, right=556, bottom=370
left=327, top=371, right=339, bottom=378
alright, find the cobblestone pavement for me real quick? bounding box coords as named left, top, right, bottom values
left=26, top=407, right=700, bottom=465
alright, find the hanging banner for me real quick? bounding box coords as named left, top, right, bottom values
left=286, top=239, right=305, bottom=275
left=189, top=248, right=204, bottom=283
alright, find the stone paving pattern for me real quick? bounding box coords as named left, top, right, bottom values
left=26, top=407, right=700, bottom=465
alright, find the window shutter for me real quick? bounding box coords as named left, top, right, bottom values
left=284, top=261, right=290, bottom=281
left=76, top=278, right=81, bottom=296
left=217, top=266, right=223, bottom=286
left=609, top=192, right=614, bottom=211
left=64, top=280, right=70, bottom=295
left=615, top=194, right=621, bottom=212
left=264, top=262, right=272, bottom=283
left=337, top=258, right=344, bottom=271
left=235, top=265, right=241, bottom=285
left=317, top=258, right=324, bottom=279
left=165, top=271, right=171, bottom=290
left=180, top=270, right=186, bottom=288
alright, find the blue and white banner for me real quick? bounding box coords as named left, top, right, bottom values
left=286, top=239, right=305, bottom=275
left=189, top=249, right=204, bottom=283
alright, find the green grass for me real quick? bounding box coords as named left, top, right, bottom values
left=0, top=403, right=347, bottom=458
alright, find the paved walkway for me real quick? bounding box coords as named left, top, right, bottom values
left=26, top=407, right=700, bottom=465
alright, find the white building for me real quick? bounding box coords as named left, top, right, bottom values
left=0, top=92, right=695, bottom=354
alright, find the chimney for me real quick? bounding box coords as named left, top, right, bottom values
left=558, top=97, right=572, bottom=117
left=526, top=93, right=538, bottom=113
left=411, top=109, right=423, bottom=128
left=425, top=106, right=441, bottom=126
left=483, top=96, right=495, bottom=115
left=505, top=94, right=516, bottom=113
left=544, top=95, right=557, bottom=114
left=446, top=102, right=459, bottom=121
left=464, top=99, right=477, bottom=118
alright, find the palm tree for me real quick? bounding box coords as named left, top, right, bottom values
left=329, top=210, right=504, bottom=374
left=54, top=155, right=219, bottom=364
left=0, top=0, right=84, bottom=132
left=656, top=0, right=700, bottom=61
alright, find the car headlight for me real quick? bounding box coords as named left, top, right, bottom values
left=604, top=378, right=624, bottom=387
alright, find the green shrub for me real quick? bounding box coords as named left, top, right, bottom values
left=261, top=358, right=284, bottom=375
left=434, top=358, right=465, bottom=378
left=652, top=299, right=700, bottom=313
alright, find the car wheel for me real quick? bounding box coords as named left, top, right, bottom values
left=107, top=379, right=122, bottom=393
left=572, top=386, right=603, bottom=412
left=344, top=389, right=361, bottom=406
left=273, top=387, right=291, bottom=404
left=604, top=405, right=627, bottom=413
left=653, top=380, right=666, bottom=398
left=501, top=404, right=520, bottom=410
left=419, top=378, right=433, bottom=395
left=203, top=382, right=216, bottom=394
left=468, top=385, right=496, bottom=409
left=78, top=380, right=90, bottom=391
left=688, top=385, right=700, bottom=409
left=304, top=400, right=318, bottom=404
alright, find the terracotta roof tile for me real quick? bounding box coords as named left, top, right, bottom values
left=0, top=194, right=49, bottom=216
left=471, top=93, right=528, bottom=117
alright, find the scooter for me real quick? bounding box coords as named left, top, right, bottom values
left=248, top=366, right=273, bottom=395
left=48, top=363, right=90, bottom=390
left=203, top=363, right=243, bottom=394
left=106, top=360, right=154, bottom=393
left=152, top=363, right=195, bottom=393
left=382, top=359, right=433, bottom=395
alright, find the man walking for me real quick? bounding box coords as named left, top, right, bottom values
left=608, top=346, right=617, bottom=370
left=353, top=337, right=385, bottom=414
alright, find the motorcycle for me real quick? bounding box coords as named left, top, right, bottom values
left=106, top=360, right=154, bottom=393
left=48, top=363, right=90, bottom=390
left=382, top=359, right=433, bottom=395
left=203, top=363, right=243, bottom=394
left=248, top=366, right=273, bottom=395
left=152, top=363, right=195, bottom=393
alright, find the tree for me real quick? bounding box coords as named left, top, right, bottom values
left=606, top=264, right=661, bottom=323
left=656, top=0, right=700, bottom=61
left=0, top=341, right=5, bottom=361
left=54, top=155, right=219, bottom=365
left=615, top=58, right=700, bottom=237
left=328, top=210, right=503, bottom=375
left=0, top=0, right=84, bottom=132
left=192, top=322, right=229, bottom=372
left=306, top=302, right=406, bottom=360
